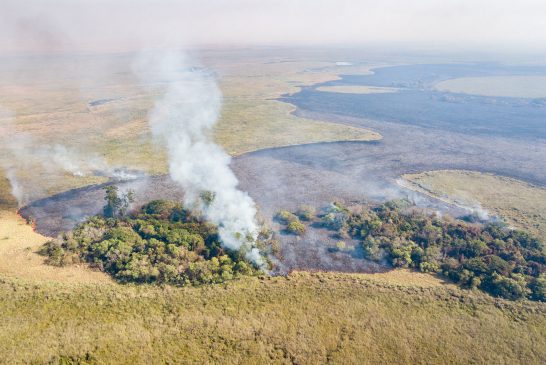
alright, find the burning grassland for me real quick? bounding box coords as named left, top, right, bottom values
left=40, top=199, right=269, bottom=285
left=276, top=200, right=546, bottom=301
left=402, top=170, right=546, bottom=242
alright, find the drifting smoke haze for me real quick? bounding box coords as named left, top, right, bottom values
left=133, top=50, right=263, bottom=265
left=1, top=0, right=546, bottom=54
left=0, top=107, right=140, bottom=206
left=0, top=0, right=540, bottom=266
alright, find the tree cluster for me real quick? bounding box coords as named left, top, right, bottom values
left=41, top=200, right=260, bottom=285
left=286, top=200, right=546, bottom=301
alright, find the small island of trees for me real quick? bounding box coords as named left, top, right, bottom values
left=40, top=187, right=265, bottom=285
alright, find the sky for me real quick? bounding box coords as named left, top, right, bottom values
left=1, top=0, right=546, bottom=55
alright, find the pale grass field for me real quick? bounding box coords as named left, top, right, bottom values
left=402, top=170, right=546, bottom=242
left=0, top=210, right=109, bottom=284
left=216, top=99, right=380, bottom=155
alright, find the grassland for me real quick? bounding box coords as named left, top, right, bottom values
left=435, top=75, right=546, bottom=98
left=2, top=54, right=545, bottom=363
left=0, top=55, right=380, bottom=201
left=216, top=99, right=380, bottom=155
left=0, top=176, right=17, bottom=210
left=1, top=269, right=545, bottom=364
left=0, top=207, right=544, bottom=364
left=0, top=210, right=109, bottom=284
left=402, top=170, right=546, bottom=242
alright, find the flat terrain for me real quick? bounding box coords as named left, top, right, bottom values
left=402, top=170, right=546, bottom=242
left=0, top=211, right=109, bottom=283
left=1, top=52, right=546, bottom=364
left=435, top=75, right=546, bottom=98
left=2, top=199, right=546, bottom=364
left=0, top=52, right=379, bottom=202
left=1, top=269, right=545, bottom=364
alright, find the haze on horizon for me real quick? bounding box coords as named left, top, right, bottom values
left=1, top=0, right=546, bottom=56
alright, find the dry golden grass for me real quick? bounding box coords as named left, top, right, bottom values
left=215, top=60, right=380, bottom=155
left=402, top=170, right=546, bottom=241
left=0, top=210, right=109, bottom=284
left=435, top=75, right=546, bottom=98
left=216, top=99, right=380, bottom=155
left=0, top=271, right=544, bottom=364
left=361, top=268, right=451, bottom=288
left=0, top=176, right=17, bottom=210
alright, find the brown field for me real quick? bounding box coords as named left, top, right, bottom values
left=402, top=170, right=546, bottom=241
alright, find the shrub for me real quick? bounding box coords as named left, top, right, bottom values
left=485, top=274, right=529, bottom=300
left=336, top=241, right=347, bottom=251
left=529, top=274, right=546, bottom=301
left=419, top=261, right=440, bottom=273
left=296, top=205, right=316, bottom=221
left=311, top=200, right=546, bottom=301
left=287, top=220, right=306, bottom=236
left=276, top=210, right=298, bottom=224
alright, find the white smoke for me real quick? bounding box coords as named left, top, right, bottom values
left=468, top=204, right=490, bottom=221
left=5, top=167, right=25, bottom=205
left=133, top=49, right=264, bottom=266
left=0, top=106, right=139, bottom=206
left=49, top=144, right=106, bottom=177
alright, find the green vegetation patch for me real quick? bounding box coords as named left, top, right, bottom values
left=281, top=200, right=546, bottom=301
left=40, top=198, right=264, bottom=286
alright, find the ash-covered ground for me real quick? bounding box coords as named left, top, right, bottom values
left=20, top=136, right=469, bottom=274
left=19, top=63, right=546, bottom=273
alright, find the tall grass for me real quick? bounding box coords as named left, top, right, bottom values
left=1, top=271, right=544, bottom=364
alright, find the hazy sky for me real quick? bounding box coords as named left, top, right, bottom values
left=1, top=0, right=546, bottom=55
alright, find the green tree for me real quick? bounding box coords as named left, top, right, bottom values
left=103, top=186, right=121, bottom=218
left=103, top=186, right=134, bottom=218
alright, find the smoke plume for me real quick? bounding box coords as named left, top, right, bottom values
left=133, top=50, right=264, bottom=266
left=0, top=106, right=138, bottom=206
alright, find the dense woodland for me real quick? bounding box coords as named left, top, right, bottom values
left=41, top=188, right=264, bottom=285
left=278, top=200, right=546, bottom=301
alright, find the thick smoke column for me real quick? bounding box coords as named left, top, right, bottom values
left=134, top=50, right=263, bottom=265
